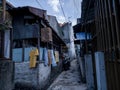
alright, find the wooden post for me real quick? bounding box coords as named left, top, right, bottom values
left=10, top=28, right=13, bottom=60
left=22, top=40, right=25, bottom=62
left=38, top=23, right=41, bottom=61
left=2, top=0, right=6, bottom=22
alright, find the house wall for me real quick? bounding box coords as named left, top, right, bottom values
left=14, top=62, right=38, bottom=88
left=62, top=23, right=76, bottom=59
left=12, top=13, right=63, bottom=90
left=62, top=24, right=70, bottom=41
left=47, top=16, right=59, bottom=34
left=13, top=15, right=39, bottom=39
left=14, top=62, right=51, bottom=89
left=38, top=63, right=51, bottom=89
left=0, top=61, right=14, bottom=90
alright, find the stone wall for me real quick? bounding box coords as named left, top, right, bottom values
left=0, top=60, right=14, bottom=90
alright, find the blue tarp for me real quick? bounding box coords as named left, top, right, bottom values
left=40, top=47, right=44, bottom=61
left=76, top=32, right=92, bottom=40
left=51, top=50, right=57, bottom=67
left=24, top=47, right=36, bottom=61
left=13, top=48, right=22, bottom=62
left=43, top=48, right=48, bottom=66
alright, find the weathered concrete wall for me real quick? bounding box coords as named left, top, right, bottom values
left=95, top=52, right=107, bottom=90
left=14, top=62, right=51, bottom=89
left=0, top=60, right=14, bottom=90
left=78, top=57, right=86, bottom=83
left=84, top=54, right=95, bottom=90
left=69, top=24, right=76, bottom=59
left=15, top=62, right=38, bottom=87
left=38, top=63, right=51, bottom=89
left=62, top=23, right=76, bottom=59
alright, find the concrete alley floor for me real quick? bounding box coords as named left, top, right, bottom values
left=47, top=59, right=87, bottom=90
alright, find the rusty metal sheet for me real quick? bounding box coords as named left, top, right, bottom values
left=47, top=27, right=52, bottom=41
left=28, top=7, right=47, bottom=19
left=41, top=27, right=52, bottom=42
left=8, top=6, right=47, bottom=19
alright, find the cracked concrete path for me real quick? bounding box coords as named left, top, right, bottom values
left=47, top=59, right=87, bottom=90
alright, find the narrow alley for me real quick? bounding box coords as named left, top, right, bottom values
left=48, top=59, right=87, bottom=90
left=1, top=0, right=120, bottom=90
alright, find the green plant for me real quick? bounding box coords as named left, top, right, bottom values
left=0, top=5, right=12, bottom=30
left=0, top=20, right=12, bottom=30
left=0, top=6, right=3, bottom=12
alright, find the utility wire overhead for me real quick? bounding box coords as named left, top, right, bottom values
left=73, top=0, right=80, bottom=18
left=77, top=0, right=82, bottom=17
left=73, top=0, right=76, bottom=19
left=35, top=0, right=43, bottom=9
left=59, top=0, right=67, bottom=22
left=73, top=0, right=78, bottom=19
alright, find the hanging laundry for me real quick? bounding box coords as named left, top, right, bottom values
left=55, top=51, right=59, bottom=63
left=34, top=48, right=39, bottom=55
left=13, top=48, right=22, bottom=62
left=40, top=47, right=44, bottom=61
left=43, top=48, right=48, bottom=66
left=24, top=47, right=33, bottom=61
left=51, top=50, right=57, bottom=67
left=48, top=50, right=52, bottom=66
left=29, top=48, right=39, bottom=68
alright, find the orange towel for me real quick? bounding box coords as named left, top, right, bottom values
left=55, top=51, right=59, bottom=63
left=48, top=50, right=52, bottom=66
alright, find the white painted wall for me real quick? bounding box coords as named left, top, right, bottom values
left=62, top=23, right=76, bottom=59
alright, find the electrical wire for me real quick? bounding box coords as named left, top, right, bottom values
left=73, top=0, right=77, bottom=19
left=73, top=0, right=80, bottom=17
left=35, top=0, right=43, bottom=9
left=59, top=0, right=67, bottom=22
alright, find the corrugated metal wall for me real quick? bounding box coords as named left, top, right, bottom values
left=94, top=0, right=120, bottom=89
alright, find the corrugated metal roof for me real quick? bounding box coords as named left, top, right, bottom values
left=8, top=6, right=66, bottom=46
left=8, top=6, right=47, bottom=19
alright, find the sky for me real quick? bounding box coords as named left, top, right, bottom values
left=7, top=0, right=82, bottom=26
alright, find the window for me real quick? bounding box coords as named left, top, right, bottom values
left=0, top=30, right=10, bottom=59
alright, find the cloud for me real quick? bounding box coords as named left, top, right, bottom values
left=71, top=19, right=76, bottom=26
left=57, top=15, right=65, bottom=23
left=48, top=0, right=60, bottom=12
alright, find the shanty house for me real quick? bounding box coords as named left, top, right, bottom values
left=9, top=6, right=66, bottom=89
left=0, top=1, right=14, bottom=90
